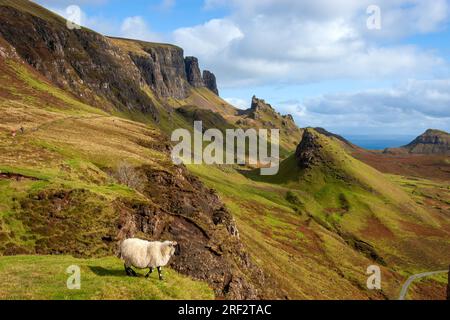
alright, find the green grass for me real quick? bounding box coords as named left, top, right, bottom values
left=0, top=255, right=214, bottom=300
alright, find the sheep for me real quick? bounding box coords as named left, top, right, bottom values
left=119, top=238, right=178, bottom=280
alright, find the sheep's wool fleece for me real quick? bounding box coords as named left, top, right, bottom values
left=121, top=239, right=174, bottom=269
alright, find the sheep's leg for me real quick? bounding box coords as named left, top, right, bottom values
left=145, top=267, right=154, bottom=278
left=124, top=263, right=137, bottom=277
left=157, top=266, right=163, bottom=280
left=129, top=268, right=138, bottom=277
left=124, top=263, right=132, bottom=276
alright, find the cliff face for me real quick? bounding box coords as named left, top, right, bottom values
left=184, top=56, right=204, bottom=88
left=184, top=56, right=220, bottom=96
left=0, top=5, right=159, bottom=119
left=129, top=43, right=190, bottom=99
left=203, top=70, right=219, bottom=95
left=295, top=129, right=323, bottom=169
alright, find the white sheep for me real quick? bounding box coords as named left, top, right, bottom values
left=119, top=238, right=178, bottom=280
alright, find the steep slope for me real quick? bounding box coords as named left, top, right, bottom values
left=384, top=129, right=450, bottom=155
left=0, top=0, right=159, bottom=119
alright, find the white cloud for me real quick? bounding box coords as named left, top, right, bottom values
left=120, top=16, right=160, bottom=42
left=44, top=5, right=160, bottom=42
left=285, top=79, right=450, bottom=135
left=173, top=0, right=450, bottom=87
left=224, top=97, right=249, bottom=109
left=174, top=19, right=244, bottom=57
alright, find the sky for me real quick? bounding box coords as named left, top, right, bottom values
left=34, top=0, right=450, bottom=145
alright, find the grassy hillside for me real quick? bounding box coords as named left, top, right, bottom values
left=187, top=129, right=450, bottom=300
left=0, top=57, right=164, bottom=255
left=0, top=255, right=213, bottom=300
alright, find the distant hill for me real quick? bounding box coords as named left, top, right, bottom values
left=384, top=129, right=450, bottom=155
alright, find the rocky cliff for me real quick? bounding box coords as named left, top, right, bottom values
left=122, top=39, right=190, bottom=99
left=295, top=129, right=323, bottom=169
left=184, top=56, right=219, bottom=95
left=0, top=0, right=220, bottom=120
left=184, top=56, right=204, bottom=88
left=203, top=70, right=219, bottom=95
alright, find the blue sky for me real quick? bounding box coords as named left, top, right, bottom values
left=35, top=0, right=450, bottom=143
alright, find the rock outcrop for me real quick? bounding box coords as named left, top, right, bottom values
left=235, top=95, right=303, bottom=152
left=295, top=129, right=323, bottom=169
left=203, top=70, right=219, bottom=95
left=184, top=57, right=220, bottom=96
left=250, top=95, right=274, bottom=115
left=241, top=96, right=296, bottom=128
left=184, top=56, right=204, bottom=88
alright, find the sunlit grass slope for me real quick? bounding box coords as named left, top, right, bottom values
left=0, top=255, right=213, bottom=300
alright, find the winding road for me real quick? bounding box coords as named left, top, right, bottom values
left=398, top=270, right=448, bottom=300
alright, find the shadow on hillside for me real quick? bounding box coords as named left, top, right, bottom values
left=89, top=266, right=126, bottom=277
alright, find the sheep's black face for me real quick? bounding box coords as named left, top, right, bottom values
left=174, top=243, right=181, bottom=256
left=170, top=241, right=178, bottom=256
